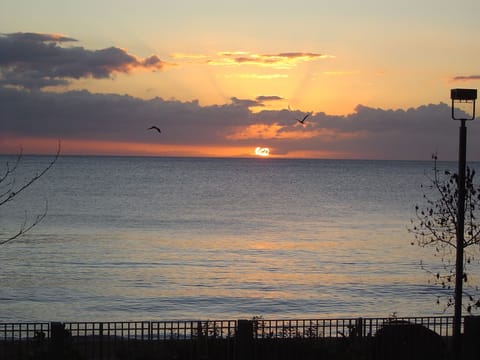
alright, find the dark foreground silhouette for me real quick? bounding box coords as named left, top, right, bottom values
left=3, top=317, right=480, bottom=359
left=373, top=320, right=446, bottom=360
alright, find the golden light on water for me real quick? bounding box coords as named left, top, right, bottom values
left=255, top=147, right=270, bottom=157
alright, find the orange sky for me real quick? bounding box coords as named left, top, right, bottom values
left=1, top=136, right=349, bottom=159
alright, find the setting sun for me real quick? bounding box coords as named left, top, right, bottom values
left=255, top=147, right=270, bottom=157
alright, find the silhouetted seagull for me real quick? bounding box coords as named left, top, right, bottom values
left=296, top=113, right=310, bottom=125
left=148, top=126, right=161, bottom=133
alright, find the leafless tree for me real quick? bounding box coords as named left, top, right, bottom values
left=409, top=154, right=480, bottom=313
left=0, top=143, right=60, bottom=245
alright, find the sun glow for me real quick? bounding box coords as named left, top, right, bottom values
left=255, top=147, right=270, bottom=157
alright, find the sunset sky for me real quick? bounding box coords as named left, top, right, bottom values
left=1, top=0, right=480, bottom=160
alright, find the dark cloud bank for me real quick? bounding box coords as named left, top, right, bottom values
left=2, top=86, right=479, bottom=160
left=1, top=32, right=479, bottom=160
left=0, top=32, right=166, bottom=90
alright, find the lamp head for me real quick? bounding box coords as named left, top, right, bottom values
left=451, top=88, right=477, bottom=101
left=451, top=88, right=477, bottom=120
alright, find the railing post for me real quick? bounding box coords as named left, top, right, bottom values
left=464, top=316, right=480, bottom=360
left=236, top=319, right=253, bottom=360
left=356, top=318, right=363, bottom=338
left=50, top=322, right=66, bottom=360
left=196, top=321, right=208, bottom=359
left=99, top=322, right=104, bottom=360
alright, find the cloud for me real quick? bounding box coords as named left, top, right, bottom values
left=255, top=95, right=283, bottom=102
left=0, top=32, right=169, bottom=89
left=208, top=51, right=332, bottom=69
left=224, top=73, right=288, bottom=80
left=452, top=75, right=480, bottom=82
left=162, top=50, right=330, bottom=72
left=1, top=87, right=479, bottom=160
left=230, top=96, right=263, bottom=108
left=226, top=123, right=332, bottom=140
left=225, top=95, right=284, bottom=110
left=2, top=32, right=77, bottom=43
left=226, top=123, right=284, bottom=140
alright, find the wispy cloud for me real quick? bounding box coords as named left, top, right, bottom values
left=165, top=51, right=331, bottom=71
left=224, top=73, right=288, bottom=79
left=0, top=32, right=170, bottom=89
left=230, top=96, right=263, bottom=108
left=228, top=95, right=284, bottom=108
left=208, top=51, right=333, bottom=69
left=3, top=32, right=77, bottom=43
left=452, top=75, right=480, bottom=82
left=255, top=95, right=283, bottom=102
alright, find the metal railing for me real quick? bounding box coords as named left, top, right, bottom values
left=63, top=320, right=237, bottom=340
left=0, top=316, right=464, bottom=360
left=0, top=316, right=456, bottom=341
left=0, top=322, right=50, bottom=340
left=253, top=316, right=456, bottom=339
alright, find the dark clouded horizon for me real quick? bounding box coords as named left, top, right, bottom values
left=1, top=31, right=479, bottom=160
left=1, top=86, right=479, bottom=160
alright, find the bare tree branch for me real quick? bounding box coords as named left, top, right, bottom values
left=0, top=144, right=60, bottom=207
left=0, top=142, right=60, bottom=245
left=0, top=202, right=48, bottom=245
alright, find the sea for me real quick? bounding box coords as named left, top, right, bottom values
left=0, top=156, right=477, bottom=323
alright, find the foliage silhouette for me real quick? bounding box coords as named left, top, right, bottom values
left=409, top=154, right=480, bottom=313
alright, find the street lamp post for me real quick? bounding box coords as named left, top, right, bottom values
left=450, top=88, right=477, bottom=360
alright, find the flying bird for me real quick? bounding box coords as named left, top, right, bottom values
left=296, top=113, right=310, bottom=125
left=148, top=126, right=161, bottom=133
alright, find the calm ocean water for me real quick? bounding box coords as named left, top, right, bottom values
left=0, top=156, right=475, bottom=322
